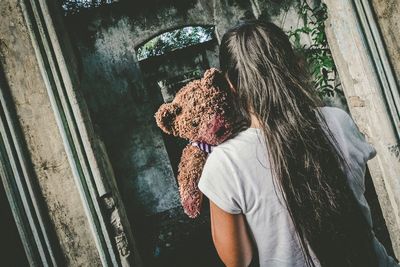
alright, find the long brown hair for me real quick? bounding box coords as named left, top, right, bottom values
left=219, top=20, right=378, bottom=267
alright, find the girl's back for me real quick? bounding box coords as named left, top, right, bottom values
left=199, top=106, right=398, bottom=267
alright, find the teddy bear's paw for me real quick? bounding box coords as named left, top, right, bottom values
left=181, top=193, right=203, bottom=219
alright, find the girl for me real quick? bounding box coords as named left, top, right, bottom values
left=198, top=20, right=399, bottom=267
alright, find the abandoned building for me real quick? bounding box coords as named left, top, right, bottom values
left=0, top=0, right=399, bottom=266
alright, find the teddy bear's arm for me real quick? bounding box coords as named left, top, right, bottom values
left=177, top=144, right=208, bottom=218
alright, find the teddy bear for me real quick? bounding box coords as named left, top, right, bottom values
left=155, top=68, right=246, bottom=218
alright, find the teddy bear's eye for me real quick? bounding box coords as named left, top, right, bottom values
left=191, top=120, right=199, bottom=127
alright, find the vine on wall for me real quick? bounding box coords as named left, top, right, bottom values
left=287, top=0, right=340, bottom=97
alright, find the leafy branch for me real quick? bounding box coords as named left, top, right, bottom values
left=62, top=0, right=116, bottom=16
left=287, top=0, right=340, bottom=97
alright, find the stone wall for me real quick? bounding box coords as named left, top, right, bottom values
left=0, top=0, right=101, bottom=265
left=371, top=0, right=400, bottom=86
left=325, top=0, right=400, bottom=258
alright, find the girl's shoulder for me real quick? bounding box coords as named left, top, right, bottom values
left=209, top=127, right=266, bottom=168
left=216, top=127, right=264, bottom=151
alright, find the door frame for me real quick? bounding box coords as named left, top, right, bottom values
left=324, top=0, right=400, bottom=257
left=0, top=0, right=142, bottom=266
left=0, top=63, right=61, bottom=266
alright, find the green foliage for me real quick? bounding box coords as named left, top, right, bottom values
left=287, top=0, right=339, bottom=97
left=137, top=26, right=214, bottom=60
left=62, top=0, right=116, bottom=15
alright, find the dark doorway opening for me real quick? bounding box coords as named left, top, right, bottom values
left=133, top=26, right=225, bottom=267
left=364, top=169, right=396, bottom=258
left=0, top=182, right=29, bottom=266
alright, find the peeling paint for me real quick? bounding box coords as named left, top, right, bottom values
left=349, top=95, right=366, bottom=107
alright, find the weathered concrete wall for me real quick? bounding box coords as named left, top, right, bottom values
left=371, top=0, right=400, bottom=87
left=139, top=41, right=218, bottom=82
left=66, top=13, right=181, bottom=217
left=62, top=2, right=253, bottom=265
left=325, top=0, right=400, bottom=258
left=66, top=0, right=252, bottom=48
left=63, top=0, right=253, bottom=217
left=64, top=16, right=223, bottom=265
left=0, top=0, right=101, bottom=265
left=253, top=0, right=348, bottom=110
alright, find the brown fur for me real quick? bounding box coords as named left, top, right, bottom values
left=177, top=146, right=207, bottom=218
left=155, top=68, right=238, bottom=218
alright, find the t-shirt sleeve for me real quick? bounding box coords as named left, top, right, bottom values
left=323, top=107, right=377, bottom=205
left=328, top=109, right=400, bottom=265
left=332, top=108, right=377, bottom=219
left=337, top=108, right=377, bottom=162
left=198, top=149, right=243, bottom=214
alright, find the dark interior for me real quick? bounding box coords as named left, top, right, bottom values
left=0, top=181, right=29, bottom=266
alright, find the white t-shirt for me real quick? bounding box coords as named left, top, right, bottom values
left=198, top=106, right=398, bottom=267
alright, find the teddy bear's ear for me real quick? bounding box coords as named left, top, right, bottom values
left=155, top=103, right=181, bottom=135
left=201, top=68, right=229, bottom=92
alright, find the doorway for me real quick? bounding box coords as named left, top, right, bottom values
left=132, top=25, right=223, bottom=267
